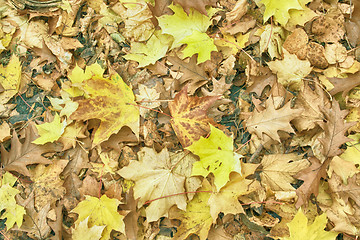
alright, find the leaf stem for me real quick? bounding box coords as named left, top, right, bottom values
left=127, top=102, right=173, bottom=118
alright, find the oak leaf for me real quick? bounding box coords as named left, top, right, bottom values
left=168, top=55, right=209, bottom=94
left=187, top=125, right=241, bottom=191
left=1, top=123, right=57, bottom=176
left=328, top=72, right=360, bottom=98
left=246, top=96, right=303, bottom=142
left=70, top=71, right=139, bottom=146
left=72, top=194, right=125, bottom=240
left=294, top=157, right=328, bottom=208
left=285, top=208, right=338, bottom=240
left=292, top=83, right=330, bottom=132
left=117, top=148, right=193, bottom=222
left=169, top=87, right=218, bottom=147
left=260, top=154, right=310, bottom=191
left=172, top=180, right=213, bottom=240
left=318, top=100, right=355, bottom=158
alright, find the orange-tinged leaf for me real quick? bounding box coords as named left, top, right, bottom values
left=72, top=194, right=125, bottom=240
left=70, top=73, right=139, bottom=146
left=169, top=87, right=218, bottom=147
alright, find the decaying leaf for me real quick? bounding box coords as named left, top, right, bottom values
left=169, top=87, right=218, bottom=147
left=70, top=68, right=139, bottom=146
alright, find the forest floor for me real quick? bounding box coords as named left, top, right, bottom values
left=0, top=0, right=360, bottom=239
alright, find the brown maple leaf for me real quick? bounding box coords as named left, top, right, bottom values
left=318, top=100, right=355, bottom=158
left=295, top=157, right=329, bottom=208
left=147, top=0, right=172, bottom=27
left=169, top=87, right=218, bottom=147
left=168, top=55, right=209, bottom=94
left=173, top=0, right=218, bottom=16
left=246, top=96, right=303, bottom=142
left=328, top=72, right=360, bottom=98
left=0, top=123, right=59, bottom=176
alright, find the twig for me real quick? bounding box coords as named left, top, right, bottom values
left=248, top=143, right=263, bottom=163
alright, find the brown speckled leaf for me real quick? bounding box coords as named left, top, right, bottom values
left=70, top=74, right=139, bottom=146
left=1, top=123, right=58, bottom=177
left=169, top=87, right=218, bottom=147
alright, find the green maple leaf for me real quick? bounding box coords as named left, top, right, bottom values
left=125, top=30, right=172, bottom=67
left=285, top=208, right=338, bottom=240
left=186, top=125, right=241, bottom=191
left=72, top=195, right=125, bottom=240
left=180, top=30, right=217, bottom=64
left=261, top=0, right=303, bottom=26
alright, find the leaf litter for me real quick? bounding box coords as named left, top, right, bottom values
left=0, top=0, right=360, bottom=239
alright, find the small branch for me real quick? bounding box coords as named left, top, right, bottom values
left=248, top=144, right=263, bottom=163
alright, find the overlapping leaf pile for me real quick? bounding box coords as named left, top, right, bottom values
left=0, top=0, right=360, bottom=239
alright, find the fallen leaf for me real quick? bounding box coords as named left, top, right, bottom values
left=1, top=123, right=58, bottom=176
left=261, top=0, right=303, bottom=26
left=187, top=125, right=241, bottom=191
left=72, top=194, right=125, bottom=240
left=72, top=216, right=105, bottom=240
left=118, top=147, right=188, bottom=222
left=246, top=96, right=303, bottom=142
left=32, top=113, right=67, bottom=145
left=172, top=0, right=217, bottom=16
left=284, top=208, right=338, bottom=240
left=267, top=49, right=312, bottom=90
left=169, top=87, right=218, bottom=147
left=295, top=157, right=329, bottom=208
left=70, top=70, right=139, bottom=146
left=0, top=54, right=21, bottom=104
left=260, top=154, right=310, bottom=191
left=172, top=180, right=213, bottom=240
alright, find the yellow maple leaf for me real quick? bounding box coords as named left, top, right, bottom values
left=72, top=216, right=105, bottom=240
left=172, top=180, right=213, bottom=240
left=33, top=113, right=67, bottom=145
left=267, top=49, right=312, bottom=90
left=261, top=0, right=303, bottom=26
left=208, top=163, right=260, bottom=221
left=187, top=125, right=242, bottom=191
left=0, top=172, right=25, bottom=230
left=72, top=195, right=125, bottom=240
left=70, top=69, right=139, bottom=146
left=0, top=54, right=21, bottom=104
left=118, top=147, right=189, bottom=222
left=284, top=208, right=338, bottom=240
